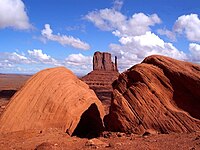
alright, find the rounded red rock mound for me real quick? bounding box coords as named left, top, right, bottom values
left=104, top=55, right=200, bottom=134
left=0, top=67, right=105, bottom=138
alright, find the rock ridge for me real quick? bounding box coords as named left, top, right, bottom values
left=104, top=55, right=200, bottom=134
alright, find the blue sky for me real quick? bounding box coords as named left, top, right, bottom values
left=0, top=0, right=200, bottom=75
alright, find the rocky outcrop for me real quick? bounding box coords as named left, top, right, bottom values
left=82, top=52, right=119, bottom=113
left=0, top=67, right=105, bottom=137
left=104, top=55, right=200, bottom=134
left=82, top=71, right=119, bottom=113
left=93, top=51, right=118, bottom=71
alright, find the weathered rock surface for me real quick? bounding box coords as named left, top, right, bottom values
left=85, top=138, right=109, bottom=148
left=93, top=51, right=117, bottom=71
left=104, top=55, right=200, bottom=134
left=82, top=70, right=119, bottom=114
left=0, top=67, right=105, bottom=137
left=82, top=52, right=119, bottom=113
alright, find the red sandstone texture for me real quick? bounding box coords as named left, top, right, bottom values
left=104, top=55, right=200, bottom=134
left=93, top=51, right=118, bottom=71
left=82, top=52, right=119, bottom=113
left=0, top=67, right=105, bottom=137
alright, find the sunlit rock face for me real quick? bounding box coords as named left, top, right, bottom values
left=104, top=55, right=200, bottom=134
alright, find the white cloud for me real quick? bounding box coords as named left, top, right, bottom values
left=0, top=50, right=60, bottom=73
left=189, top=43, right=200, bottom=63
left=157, top=29, right=176, bottom=41
left=85, top=8, right=161, bottom=37
left=0, top=0, right=32, bottom=29
left=109, top=31, right=187, bottom=71
left=174, top=14, right=200, bottom=42
left=85, top=5, right=194, bottom=72
left=27, top=49, right=59, bottom=65
left=0, top=62, right=13, bottom=69
left=0, top=50, right=92, bottom=75
left=2, top=52, right=30, bottom=64
left=0, top=52, right=31, bottom=72
left=9, top=52, right=28, bottom=62
left=65, top=53, right=92, bottom=75
left=41, top=24, right=90, bottom=50
left=65, top=53, right=92, bottom=66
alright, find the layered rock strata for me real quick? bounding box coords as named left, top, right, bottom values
left=93, top=51, right=118, bottom=71
left=0, top=67, right=105, bottom=138
left=104, top=55, right=200, bottom=134
left=82, top=52, right=119, bottom=113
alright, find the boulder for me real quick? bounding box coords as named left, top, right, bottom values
left=0, top=67, right=105, bottom=138
left=104, top=55, right=200, bottom=134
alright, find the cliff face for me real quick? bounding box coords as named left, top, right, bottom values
left=0, top=67, right=105, bottom=138
left=93, top=51, right=118, bottom=71
left=104, top=55, right=200, bottom=134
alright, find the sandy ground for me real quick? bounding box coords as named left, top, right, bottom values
left=0, top=74, right=30, bottom=90
left=0, top=129, right=199, bottom=150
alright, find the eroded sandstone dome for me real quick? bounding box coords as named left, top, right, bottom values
left=0, top=67, right=105, bottom=138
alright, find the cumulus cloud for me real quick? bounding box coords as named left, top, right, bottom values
left=65, top=53, right=92, bottom=75
left=0, top=50, right=92, bottom=75
left=0, top=52, right=30, bottom=71
left=109, top=31, right=187, bottom=71
left=65, top=53, right=92, bottom=66
left=174, top=14, right=200, bottom=42
left=189, top=43, right=200, bottom=62
left=157, top=29, right=176, bottom=41
left=27, top=49, right=59, bottom=65
left=0, top=0, right=32, bottom=29
left=85, top=5, right=196, bottom=71
left=85, top=8, right=161, bottom=37
left=0, top=52, right=30, bottom=64
left=0, top=49, right=60, bottom=72
left=41, top=24, right=90, bottom=50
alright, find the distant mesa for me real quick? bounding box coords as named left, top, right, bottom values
left=93, top=51, right=118, bottom=71
left=104, top=55, right=200, bottom=134
left=82, top=51, right=119, bottom=113
left=0, top=67, right=105, bottom=138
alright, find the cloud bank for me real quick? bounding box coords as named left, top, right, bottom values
left=0, top=50, right=93, bottom=75
left=85, top=5, right=190, bottom=71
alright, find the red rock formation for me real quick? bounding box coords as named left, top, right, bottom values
left=93, top=51, right=117, bottom=71
left=0, top=67, right=105, bottom=137
left=82, top=71, right=119, bottom=114
left=104, top=55, right=200, bottom=134
left=82, top=52, right=119, bottom=113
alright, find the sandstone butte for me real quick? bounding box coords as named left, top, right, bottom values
left=81, top=51, right=119, bottom=113
left=0, top=67, right=105, bottom=138
left=104, top=55, right=200, bottom=134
